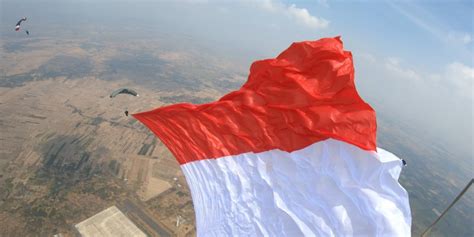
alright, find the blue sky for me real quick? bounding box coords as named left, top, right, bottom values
left=264, top=0, right=473, bottom=156
left=1, top=0, right=472, bottom=156
left=151, top=0, right=472, bottom=155
left=237, top=0, right=473, bottom=68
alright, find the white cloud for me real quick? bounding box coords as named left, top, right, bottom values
left=286, top=4, right=329, bottom=29
left=387, top=1, right=472, bottom=47
left=444, top=62, right=474, bottom=98
left=387, top=2, right=440, bottom=37
left=384, top=57, right=422, bottom=81
left=317, top=0, right=329, bottom=8
left=366, top=54, right=472, bottom=98
left=448, top=32, right=472, bottom=45
left=461, top=34, right=472, bottom=44
left=248, top=0, right=329, bottom=29
left=179, top=0, right=329, bottom=29
left=428, top=62, right=473, bottom=98
left=357, top=52, right=376, bottom=64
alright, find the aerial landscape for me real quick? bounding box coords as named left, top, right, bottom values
left=0, top=0, right=472, bottom=236
left=0, top=32, right=242, bottom=236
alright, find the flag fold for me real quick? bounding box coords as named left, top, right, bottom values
left=134, top=37, right=411, bottom=237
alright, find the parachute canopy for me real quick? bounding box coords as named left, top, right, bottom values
left=109, top=88, right=139, bottom=98
left=15, top=17, right=27, bottom=31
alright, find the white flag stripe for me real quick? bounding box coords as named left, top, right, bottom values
left=182, top=139, right=411, bottom=237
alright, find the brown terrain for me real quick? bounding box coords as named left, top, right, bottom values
left=0, top=36, right=245, bottom=236
left=1, top=33, right=473, bottom=237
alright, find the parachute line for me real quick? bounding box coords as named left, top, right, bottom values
left=421, top=179, right=474, bottom=237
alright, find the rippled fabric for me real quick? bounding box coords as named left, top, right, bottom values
left=133, top=37, right=376, bottom=164
left=133, top=37, right=411, bottom=236
left=182, top=139, right=411, bottom=237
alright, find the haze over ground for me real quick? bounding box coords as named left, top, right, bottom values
left=1, top=0, right=473, bottom=236
left=3, top=0, right=471, bottom=158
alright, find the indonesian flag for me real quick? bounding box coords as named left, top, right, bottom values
left=134, top=37, right=412, bottom=236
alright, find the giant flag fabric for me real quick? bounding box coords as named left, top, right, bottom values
left=133, top=37, right=412, bottom=236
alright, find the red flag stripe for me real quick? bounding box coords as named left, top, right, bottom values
left=133, top=37, right=376, bottom=165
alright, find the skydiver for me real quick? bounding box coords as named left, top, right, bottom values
left=109, top=88, right=139, bottom=98
left=109, top=88, right=137, bottom=117
left=15, top=17, right=27, bottom=31
left=26, top=30, right=29, bottom=35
